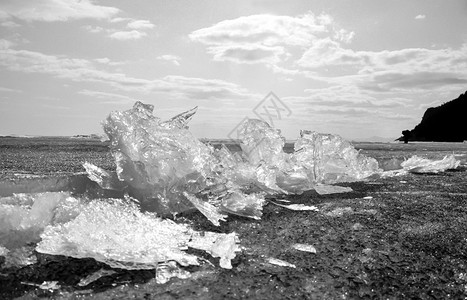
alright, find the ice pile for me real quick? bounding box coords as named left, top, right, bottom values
left=292, top=130, right=381, bottom=183
left=37, top=198, right=240, bottom=270
left=401, top=155, right=460, bottom=173
left=0, top=192, right=81, bottom=249
left=380, top=154, right=461, bottom=177
left=84, top=102, right=382, bottom=225
left=0, top=192, right=240, bottom=270
left=0, top=192, right=82, bottom=268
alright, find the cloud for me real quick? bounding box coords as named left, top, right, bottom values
left=110, top=17, right=131, bottom=23
left=208, top=44, right=285, bottom=64
left=78, top=89, right=135, bottom=104
left=190, top=12, right=352, bottom=66
left=297, top=38, right=368, bottom=69
left=0, top=86, right=22, bottom=93
left=127, top=20, right=154, bottom=30
left=0, top=41, right=254, bottom=101
left=359, top=71, right=467, bottom=91
left=1, top=20, right=20, bottom=28
left=0, top=0, right=119, bottom=22
left=109, top=30, right=147, bottom=40
left=157, top=55, right=181, bottom=66
left=190, top=13, right=329, bottom=47
left=296, top=38, right=467, bottom=91
left=0, top=39, right=14, bottom=49
left=160, top=75, right=255, bottom=100
left=415, top=14, right=426, bottom=20
left=83, top=25, right=105, bottom=33
left=94, top=57, right=123, bottom=66
left=83, top=18, right=154, bottom=40
left=289, top=85, right=411, bottom=111
left=190, top=12, right=466, bottom=93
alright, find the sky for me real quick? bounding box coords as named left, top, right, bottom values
left=1, top=0, right=467, bottom=140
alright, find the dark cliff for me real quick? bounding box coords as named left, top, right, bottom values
left=399, top=91, right=467, bottom=142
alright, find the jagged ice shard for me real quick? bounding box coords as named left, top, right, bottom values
left=102, top=102, right=219, bottom=216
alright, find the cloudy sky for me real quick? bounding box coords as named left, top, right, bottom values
left=1, top=0, right=467, bottom=140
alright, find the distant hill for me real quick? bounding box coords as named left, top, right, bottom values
left=399, top=91, right=467, bottom=142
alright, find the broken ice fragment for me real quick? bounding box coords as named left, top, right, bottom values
left=266, top=257, right=296, bottom=268
left=83, top=162, right=125, bottom=191
left=220, top=192, right=265, bottom=220
left=188, top=232, right=240, bottom=269
left=183, top=192, right=227, bottom=226
left=155, top=261, right=191, bottom=284
left=292, top=130, right=381, bottom=184
left=238, top=119, right=286, bottom=168
left=102, top=101, right=218, bottom=215
left=324, top=207, right=354, bottom=217
left=292, top=243, right=317, bottom=253
left=0, top=192, right=78, bottom=250
left=0, top=245, right=9, bottom=257
left=160, top=106, right=198, bottom=129
left=401, top=155, right=460, bottom=173
left=2, top=246, right=37, bottom=268
left=21, top=281, right=61, bottom=290
left=39, top=281, right=61, bottom=290
left=271, top=202, right=319, bottom=211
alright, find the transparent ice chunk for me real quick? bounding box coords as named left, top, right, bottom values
left=85, top=102, right=383, bottom=223
left=1, top=245, right=37, bottom=268
left=266, top=257, right=296, bottom=268
left=160, top=106, right=198, bottom=129
left=270, top=202, right=319, bottom=211
left=0, top=192, right=77, bottom=250
left=219, top=192, right=266, bottom=220
left=0, top=245, right=8, bottom=257
left=291, top=243, right=317, bottom=253
left=187, top=232, right=240, bottom=269
left=401, top=154, right=460, bottom=173
left=101, top=102, right=219, bottom=216
left=183, top=192, right=227, bottom=226
left=238, top=119, right=286, bottom=168
left=37, top=198, right=240, bottom=270
left=155, top=261, right=191, bottom=284
left=0, top=174, right=92, bottom=197
left=292, top=130, right=381, bottom=184
left=37, top=199, right=199, bottom=269
left=82, top=162, right=126, bottom=191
